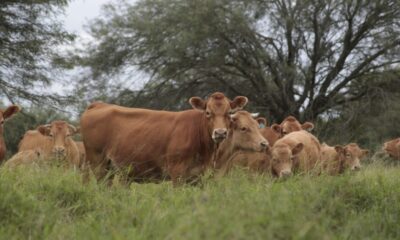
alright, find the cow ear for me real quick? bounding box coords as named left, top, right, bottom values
left=68, top=124, right=79, bottom=135
left=334, top=145, right=345, bottom=154
left=37, top=125, right=51, bottom=136
left=301, top=122, right=314, bottom=131
left=189, top=97, right=206, bottom=110
left=291, top=143, right=303, bottom=155
left=230, top=96, right=248, bottom=111
left=2, top=105, right=20, bottom=120
left=271, top=124, right=281, bottom=134
left=256, top=118, right=267, bottom=128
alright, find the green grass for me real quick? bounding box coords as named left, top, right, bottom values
left=0, top=160, right=399, bottom=240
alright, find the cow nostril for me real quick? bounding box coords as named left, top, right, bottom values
left=260, top=141, right=268, bottom=148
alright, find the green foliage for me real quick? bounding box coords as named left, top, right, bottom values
left=0, top=0, right=73, bottom=104
left=0, top=161, right=399, bottom=239
left=76, top=0, right=400, bottom=120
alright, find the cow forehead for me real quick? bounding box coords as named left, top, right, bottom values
left=51, top=121, right=69, bottom=132
left=232, top=111, right=256, bottom=125
left=272, top=145, right=291, bottom=157
left=206, top=96, right=230, bottom=113
left=282, top=121, right=301, bottom=130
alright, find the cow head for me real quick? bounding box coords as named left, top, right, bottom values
left=279, top=116, right=314, bottom=135
left=189, top=92, right=248, bottom=143
left=0, top=105, right=20, bottom=133
left=335, top=143, right=369, bottom=171
left=269, top=142, right=303, bottom=178
left=37, top=121, right=79, bottom=159
left=383, top=138, right=400, bottom=160
left=229, top=111, right=269, bottom=152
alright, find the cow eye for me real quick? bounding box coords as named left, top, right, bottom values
left=241, top=127, right=247, bottom=132
left=0, top=120, right=4, bottom=125
left=205, top=111, right=211, bottom=117
left=49, top=133, right=54, bottom=137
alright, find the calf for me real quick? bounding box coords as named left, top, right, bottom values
left=383, top=138, right=400, bottom=160
left=321, top=143, right=369, bottom=174
left=18, top=121, right=80, bottom=168
left=217, top=117, right=281, bottom=174
left=215, top=112, right=268, bottom=173
left=0, top=105, right=20, bottom=161
left=268, top=130, right=321, bottom=178
left=4, top=149, right=43, bottom=168
left=273, top=116, right=314, bottom=136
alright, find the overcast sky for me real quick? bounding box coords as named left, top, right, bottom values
left=64, top=0, right=117, bottom=35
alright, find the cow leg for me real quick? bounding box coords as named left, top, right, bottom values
left=168, top=160, right=189, bottom=187
left=83, top=148, right=108, bottom=183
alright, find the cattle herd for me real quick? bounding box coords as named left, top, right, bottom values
left=1, top=92, right=399, bottom=185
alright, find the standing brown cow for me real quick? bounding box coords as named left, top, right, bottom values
left=80, top=92, right=248, bottom=184
left=268, top=130, right=321, bottom=178
left=383, top=138, right=400, bottom=160
left=18, top=121, right=80, bottom=168
left=0, top=105, right=20, bottom=161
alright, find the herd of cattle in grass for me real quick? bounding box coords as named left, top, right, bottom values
left=0, top=92, right=399, bottom=185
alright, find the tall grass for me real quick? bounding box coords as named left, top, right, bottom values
left=0, top=160, right=399, bottom=239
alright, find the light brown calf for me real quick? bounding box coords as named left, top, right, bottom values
left=4, top=149, right=43, bottom=168
left=321, top=143, right=369, bottom=174
left=18, top=121, right=80, bottom=168
left=273, top=116, right=314, bottom=136
left=217, top=117, right=281, bottom=174
left=383, top=138, right=400, bottom=160
left=214, top=112, right=268, bottom=173
left=268, top=130, right=321, bottom=178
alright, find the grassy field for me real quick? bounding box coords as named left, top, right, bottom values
left=0, top=159, right=399, bottom=240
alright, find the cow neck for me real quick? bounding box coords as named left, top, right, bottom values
left=197, top=111, right=215, bottom=165
left=213, top=130, right=234, bottom=169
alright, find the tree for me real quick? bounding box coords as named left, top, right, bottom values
left=0, top=0, right=74, bottom=105
left=77, top=0, right=400, bottom=121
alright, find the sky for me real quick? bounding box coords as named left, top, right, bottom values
left=64, top=0, right=116, bottom=35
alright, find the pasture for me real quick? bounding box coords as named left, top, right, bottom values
left=0, top=157, right=399, bottom=240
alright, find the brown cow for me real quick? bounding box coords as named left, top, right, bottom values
left=216, top=117, right=280, bottom=174
left=268, top=130, right=321, bottom=178
left=80, top=92, right=248, bottom=184
left=75, top=141, right=86, bottom=165
left=0, top=105, right=20, bottom=161
left=383, top=138, right=400, bottom=160
left=273, top=116, right=314, bottom=136
left=18, top=121, right=80, bottom=168
left=214, top=112, right=268, bottom=172
left=4, top=149, right=43, bottom=169
left=321, top=143, right=368, bottom=174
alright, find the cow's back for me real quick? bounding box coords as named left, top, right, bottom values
left=18, top=130, right=53, bottom=156
left=80, top=103, right=212, bottom=180
left=321, top=144, right=341, bottom=174
left=280, top=130, right=321, bottom=172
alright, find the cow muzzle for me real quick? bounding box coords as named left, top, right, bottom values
left=53, top=146, right=66, bottom=158
left=351, top=165, right=361, bottom=171
left=212, top=128, right=227, bottom=143
left=279, top=169, right=292, bottom=178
